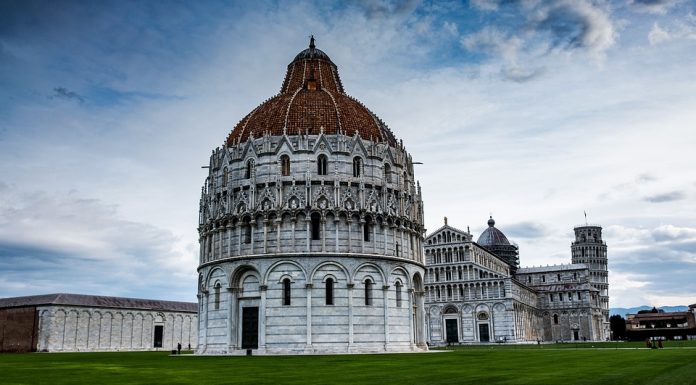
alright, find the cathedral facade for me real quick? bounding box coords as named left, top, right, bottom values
left=424, top=218, right=609, bottom=344
left=196, top=39, right=427, bottom=354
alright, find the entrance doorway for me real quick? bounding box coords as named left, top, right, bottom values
left=445, top=319, right=459, bottom=343
left=478, top=324, right=490, bottom=342
left=153, top=325, right=163, bottom=348
left=241, top=307, right=259, bottom=349
left=573, top=330, right=579, bottom=341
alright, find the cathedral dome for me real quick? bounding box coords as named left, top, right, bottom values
left=225, top=37, right=397, bottom=146
left=477, top=216, right=511, bottom=246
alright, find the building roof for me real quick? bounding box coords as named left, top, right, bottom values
left=0, top=293, right=197, bottom=313
left=477, top=216, right=511, bottom=246
left=516, top=263, right=588, bottom=274
left=225, top=37, right=397, bottom=146
left=628, top=312, right=692, bottom=321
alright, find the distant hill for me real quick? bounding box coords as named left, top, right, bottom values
left=610, top=305, right=689, bottom=317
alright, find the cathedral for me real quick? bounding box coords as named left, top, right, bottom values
left=424, top=217, right=609, bottom=344
left=196, top=38, right=427, bottom=354
left=195, top=38, right=609, bottom=354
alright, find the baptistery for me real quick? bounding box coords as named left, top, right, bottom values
left=196, top=38, right=427, bottom=354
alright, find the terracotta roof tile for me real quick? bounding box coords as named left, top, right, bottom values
left=226, top=42, right=397, bottom=146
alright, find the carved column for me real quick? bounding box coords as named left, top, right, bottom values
left=258, top=285, right=267, bottom=351
left=237, top=226, right=242, bottom=256
left=291, top=219, right=296, bottom=251
left=321, top=219, right=326, bottom=252
left=275, top=218, right=282, bottom=253
left=416, top=290, right=426, bottom=347
left=263, top=219, right=269, bottom=254
left=305, top=217, right=311, bottom=253
left=407, top=288, right=415, bottom=349
left=227, top=287, right=238, bottom=350
left=227, top=224, right=233, bottom=258
left=217, top=228, right=222, bottom=260
left=334, top=217, right=340, bottom=253
left=347, top=218, right=352, bottom=253
left=360, top=219, right=365, bottom=253
left=306, top=283, right=313, bottom=348
left=347, top=283, right=354, bottom=351
left=250, top=222, right=257, bottom=254
left=383, top=285, right=390, bottom=350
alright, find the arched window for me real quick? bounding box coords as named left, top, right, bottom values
left=403, top=171, right=408, bottom=189
left=283, top=278, right=291, bottom=306
left=325, top=277, right=334, bottom=305
left=364, top=279, right=373, bottom=306
left=317, top=154, right=328, bottom=175
left=222, top=167, right=229, bottom=187
left=363, top=217, right=371, bottom=242
left=395, top=281, right=402, bottom=307
left=311, top=213, right=321, bottom=240
left=245, top=159, right=254, bottom=179
left=395, top=242, right=400, bottom=257
left=353, top=157, right=362, bottom=177
left=553, top=314, right=559, bottom=324
left=243, top=217, right=252, bottom=244
left=280, top=155, right=290, bottom=176
left=214, top=283, right=221, bottom=310
left=384, top=164, right=391, bottom=182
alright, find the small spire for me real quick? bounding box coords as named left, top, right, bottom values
left=444, top=216, right=448, bottom=226
left=309, top=35, right=315, bottom=49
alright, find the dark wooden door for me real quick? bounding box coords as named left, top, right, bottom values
left=241, top=307, right=259, bottom=349
left=153, top=325, right=164, bottom=348
left=445, top=319, right=459, bottom=343
left=478, top=323, right=490, bottom=342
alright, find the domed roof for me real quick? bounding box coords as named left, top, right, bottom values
left=477, top=216, right=511, bottom=246
left=292, top=37, right=332, bottom=61
left=225, top=37, right=397, bottom=147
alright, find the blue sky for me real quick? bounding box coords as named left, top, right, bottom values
left=1, top=0, right=695, bottom=307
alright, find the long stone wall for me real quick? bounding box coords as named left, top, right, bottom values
left=36, top=306, right=197, bottom=352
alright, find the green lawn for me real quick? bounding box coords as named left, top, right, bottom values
left=1, top=347, right=695, bottom=385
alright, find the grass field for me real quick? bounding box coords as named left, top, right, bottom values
left=1, top=345, right=695, bottom=385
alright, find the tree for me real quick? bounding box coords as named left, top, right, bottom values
left=610, top=315, right=626, bottom=340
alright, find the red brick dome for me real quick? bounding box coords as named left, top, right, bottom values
left=225, top=37, right=397, bottom=146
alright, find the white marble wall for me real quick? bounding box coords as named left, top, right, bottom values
left=36, top=306, right=197, bottom=352
left=197, top=256, right=426, bottom=354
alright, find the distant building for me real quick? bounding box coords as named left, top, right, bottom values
left=424, top=218, right=609, bottom=344
left=625, top=305, right=696, bottom=341
left=0, top=293, right=197, bottom=352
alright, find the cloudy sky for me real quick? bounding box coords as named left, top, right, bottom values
left=1, top=0, right=694, bottom=308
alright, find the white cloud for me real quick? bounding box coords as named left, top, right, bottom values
left=443, top=20, right=458, bottom=36
left=531, top=0, right=616, bottom=60
left=461, top=26, right=523, bottom=64
left=0, top=182, right=196, bottom=300
left=649, top=22, right=671, bottom=44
